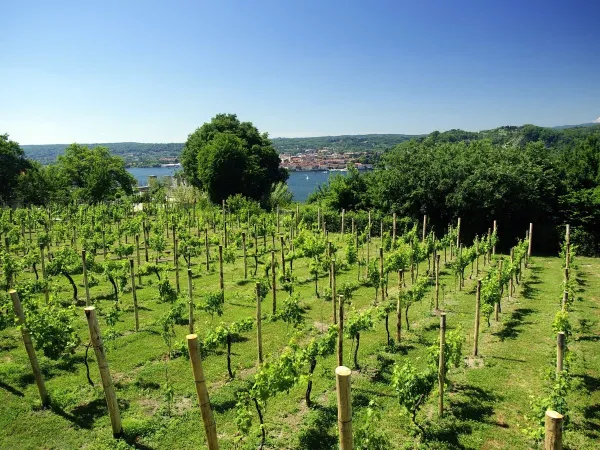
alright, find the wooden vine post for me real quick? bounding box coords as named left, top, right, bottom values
left=335, top=366, right=353, bottom=450
left=218, top=245, right=224, bottom=295
left=331, top=259, right=337, bottom=324
left=473, top=280, right=481, bottom=357
left=280, top=235, right=286, bottom=274
left=187, top=268, right=194, bottom=333
left=422, top=214, right=427, bottom=242
left=565, top=224, right=570, bottom=269
left=545, top=410, right=563, bottom=450
left=561, top=290, right=568, bottom=311
left=392, top=212, right=397, bottom=246
left=379, top=247, right=384, bottom=301
left=527, top=222, right=533, bottom=267
left=556, top=332, right=565, bottom=375
left=341, top=209, right=345, bottom=235
left=492, top=220, right=497, bottom=255
left=509, top=248, right=514, bottom=298
left=222, top=200, right=227, bottom=249
left=396, top=271, right=402, bottom=343
left=438, top=313, right=446, bottom=417
left=337, top=295, right=344, bottom=367
left=135, top=234, right=142, bottom=284
left=129, top=259, right=139, bottom=332
left=242, top=232, right=247, bottom=279
left=39, top=244, right=49, bottom=303
left=10, top=290, right=49, bottom=407
left=173, top=226, right=180, bottom=294
left=204, top=226, right=210, bottom=271
left=435, top=254, right=440, bottom=310
left=84, top=306, right=123, bottom=437
left=271, top=250, right=276, bottom=315
left=186, top=334, right=219, bottom=450
left=256, top=282, right=263, bottom=364
left=456, top=217, right=461, bottom=249
left=82, top=250, right=91, bottom=306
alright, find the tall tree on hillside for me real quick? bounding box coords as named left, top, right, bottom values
left=54, top=144, right=135, bottom=203
left=0, top=134, right=32, bottom=205
left=181, top=113, right=288, bottom=205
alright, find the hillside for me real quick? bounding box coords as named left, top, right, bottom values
left=21, top=124, right=600, bottom=167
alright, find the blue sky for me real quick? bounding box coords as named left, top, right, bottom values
left=2, top=0, right=599, bottom=144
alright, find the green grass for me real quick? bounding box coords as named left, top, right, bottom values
left=1, top=231, right=599, bottom=450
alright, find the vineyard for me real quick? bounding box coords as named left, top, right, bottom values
left=0, top=201, right=598, bottom=450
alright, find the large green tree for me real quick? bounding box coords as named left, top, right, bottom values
left=0, top=134, right=32, bottom=205
left=54, top=144, right=135, bottom=203
left=181, top=114, right=287, bottom=204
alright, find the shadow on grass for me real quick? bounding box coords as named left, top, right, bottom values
left=422, top=384, right=499, bottom=449
left=574, top=373, right=600, bottom=394
left=492, top=308, right=534, bottom=341
left=51, top=398, right=130, bottom=430
left=582, top=404, right=600, bottom=439
left=0, top=381, right=24, bottom=397
left=296, top=404, right=337, bottom=450
left=521, top=282, right=539, bottom=300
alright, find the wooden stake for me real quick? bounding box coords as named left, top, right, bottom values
left=435, top=254, right=440, bottom=310
left=473, top=280, right=481, bottom=357
left=135, top=235, right=142, bottom=284
left=456, top=217, right=461, bottom=248
left=242, top=232, right=247, bottom=279
left=187, top=268, right=194, bottom=334
left=335, top=366, right=353, bottom=450
left=438, top=313, right=446, bottom=417
left=332, top=259, right=337, bottom=324
left=556, top=332, right=565, bottom=375
left=10, top=290, right=49, bottom=407
left=422, top=214, right=427, bottom=242
left=379, top=247, right=384, bottom=302
left=528, top=222, right=533, bottom=261
left=271, top=250, right=276, bottom=315
left=280, top=235, right=285, bottom=274
left=40, top=244, right=49, bottom=303
left=186, top=334, right=219, bottom=450
left=544, top=410, right=563, bottom=450
left=396, top=271, right=402, bottom=343
left=129, top=259, right=139, bottom=332
left=205, top=227, right=210, bottom=271
left=218, top=245, right=224, bottom=294
left=565, top=224, right=570, bottom=269
left=256, top=282, right=263, bottom=364
left=492, top=220, right=497, bottom=255
left=561, top=290, right=568, bottom=311
left=341, top=209, right=345, bottom=234
left=392, top=212, right=397, bottom=246
left=84, top=306, right=123, bottom=437
left=82, top=250, right=91, bottom=306
left=337, top=295, right=344, bottom=367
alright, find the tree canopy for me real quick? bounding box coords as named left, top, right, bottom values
left=0, top=134, right=32, bottom=205
left=181, top=114, right=287, bottom=205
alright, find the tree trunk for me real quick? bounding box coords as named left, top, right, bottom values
left=226, top=334, right=233, bottom=379
left=305, top=358, right=317, bottom=407
left=353, top=333, right=360, bottom=369
left=63, top=271, right=78, bottom=302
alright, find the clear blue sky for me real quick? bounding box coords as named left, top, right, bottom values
left=2, top=0, right=599, bottom=144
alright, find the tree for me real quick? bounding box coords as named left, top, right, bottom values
left=0, top=134, right=33, bottom=205
left=181, top=114, right=288, bottom=205
left=54, top=144, right=135, bottom=203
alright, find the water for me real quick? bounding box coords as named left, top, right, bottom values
left=127, top=167, right=344, bottom=202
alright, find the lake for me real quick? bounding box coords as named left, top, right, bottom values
left=127, top=167, right=343, bottom=202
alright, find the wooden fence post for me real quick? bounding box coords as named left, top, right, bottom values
left=544, top=410, right=563, bottom=450
left=473, top=280, right=481, bottom=357
left=556, top=332, right=565, bottom=375
left=256, top=282, right=263, bottom=364
left=129, top=259, right=139, bottom=332
left=438, top=313, right=446, bottom=417
left=10, top=290, right=49, bottom=407
left=84, top=306, right=123, bottom=437
left=337, top=295, right=344, bottom=367
left=82, top=250, right=91, bottom=306
left=335, top=366, right=353, bottom=450
left=187, top=268, right=194, bottom=334
left=186, top=334, right=219, bottom=450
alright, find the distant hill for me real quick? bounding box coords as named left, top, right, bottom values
left=22, top=134, right=419, bottom=166
left=21, top=124, right=600, bottom=167
left=271, top=134, right=419, bottom=153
